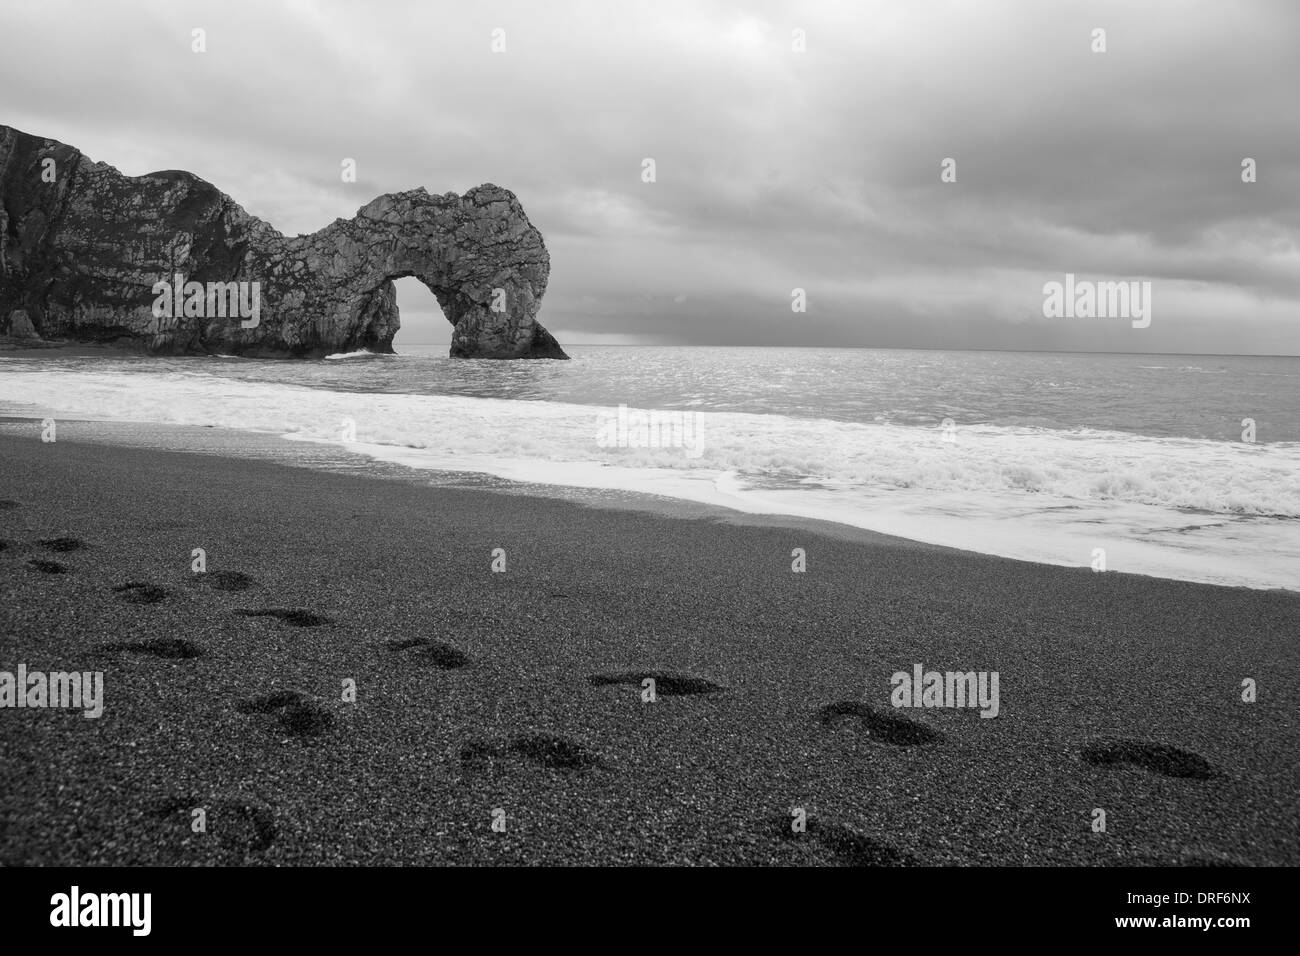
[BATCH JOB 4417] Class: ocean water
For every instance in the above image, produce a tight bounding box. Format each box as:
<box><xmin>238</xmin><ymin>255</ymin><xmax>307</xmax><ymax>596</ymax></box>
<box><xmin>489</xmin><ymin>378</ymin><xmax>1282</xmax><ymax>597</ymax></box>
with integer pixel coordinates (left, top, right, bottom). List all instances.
<box><xmin>2</xmin><ymin>345</ymin><xmax>1298</xmax><ymax>591</ymax></box>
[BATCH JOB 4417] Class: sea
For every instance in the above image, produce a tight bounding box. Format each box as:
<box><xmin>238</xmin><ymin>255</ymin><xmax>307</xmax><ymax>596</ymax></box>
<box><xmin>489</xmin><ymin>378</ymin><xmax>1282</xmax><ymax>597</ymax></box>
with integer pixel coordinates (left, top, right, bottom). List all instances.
<box><xmin>2</xmin><ymin>345</ymin><xmax>1297</xmax><ymax>591</ymax></box>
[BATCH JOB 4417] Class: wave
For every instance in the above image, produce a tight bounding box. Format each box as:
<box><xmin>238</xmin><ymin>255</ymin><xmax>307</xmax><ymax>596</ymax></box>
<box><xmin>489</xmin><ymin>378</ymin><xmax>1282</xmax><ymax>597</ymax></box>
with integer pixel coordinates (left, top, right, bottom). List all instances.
<box><xmin>2</xmin><ymin>364</ymin><xmax>1296</xmax><ymax>517</ymax></box>
<box><xmin>324</xmin><ymin>349</ymin><xmax>381</xmax><ymax>360</ymax></box>
<box><xmin>1</xmin><ymin>364</ymin><xmax>1296</xmax><ymax>589</ymax></box>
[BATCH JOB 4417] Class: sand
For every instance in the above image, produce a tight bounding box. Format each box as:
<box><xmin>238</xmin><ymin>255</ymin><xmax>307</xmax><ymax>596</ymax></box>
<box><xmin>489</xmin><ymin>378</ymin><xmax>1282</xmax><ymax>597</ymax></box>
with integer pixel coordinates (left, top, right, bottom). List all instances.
<box><xmin>1</xmin><ymin>429</ymin><xmax>1296</xmax><ymax>866</ymax></box>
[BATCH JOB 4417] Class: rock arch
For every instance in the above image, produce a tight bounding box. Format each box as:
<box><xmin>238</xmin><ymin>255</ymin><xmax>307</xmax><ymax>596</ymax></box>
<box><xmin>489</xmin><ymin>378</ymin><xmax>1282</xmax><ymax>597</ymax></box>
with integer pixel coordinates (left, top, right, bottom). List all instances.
<box><xmin>0</xmin><ymin>124</ymin><xmax>567</xmax><ymax>358</ymax></box>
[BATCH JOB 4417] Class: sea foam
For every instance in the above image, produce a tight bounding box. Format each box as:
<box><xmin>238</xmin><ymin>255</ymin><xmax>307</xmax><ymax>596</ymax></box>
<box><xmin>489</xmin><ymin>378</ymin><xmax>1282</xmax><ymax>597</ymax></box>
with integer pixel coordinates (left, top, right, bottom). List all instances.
<box><xmin>2</xmin><ymin>363</ymin><xmax>1296</xmax><ymax>590</ymax></box>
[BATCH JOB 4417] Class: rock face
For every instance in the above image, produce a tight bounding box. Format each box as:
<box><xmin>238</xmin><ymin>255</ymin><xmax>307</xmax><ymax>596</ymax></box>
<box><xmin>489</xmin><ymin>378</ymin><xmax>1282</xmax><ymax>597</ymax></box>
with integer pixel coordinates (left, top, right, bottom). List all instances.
<box><xmin>0</xmin><ymin>125</ymin><xmax>567</xmax><ymax>359</ymax></box>
<box><xmin>4</xmin><ymin>308</ymin><xmax>39</xmax><ymax>339</ymax></box>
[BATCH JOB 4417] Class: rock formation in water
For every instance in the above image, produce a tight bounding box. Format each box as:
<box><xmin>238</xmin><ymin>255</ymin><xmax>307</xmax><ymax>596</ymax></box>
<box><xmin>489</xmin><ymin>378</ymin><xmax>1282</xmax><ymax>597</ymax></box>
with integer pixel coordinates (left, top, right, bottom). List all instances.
<box><xmin>0</xmin><ymin>124</ymin><xmax>567</xmax><ymax>358</ymax></box>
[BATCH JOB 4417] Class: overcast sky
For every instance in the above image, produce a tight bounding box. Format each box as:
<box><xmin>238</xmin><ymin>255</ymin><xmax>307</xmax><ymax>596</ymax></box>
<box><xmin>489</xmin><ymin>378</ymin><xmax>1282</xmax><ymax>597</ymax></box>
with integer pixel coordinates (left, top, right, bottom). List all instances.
<box><xmin>2</xmin><ymin>0</ymin><xmax>1298</xmax><ymax>354</ymax></box>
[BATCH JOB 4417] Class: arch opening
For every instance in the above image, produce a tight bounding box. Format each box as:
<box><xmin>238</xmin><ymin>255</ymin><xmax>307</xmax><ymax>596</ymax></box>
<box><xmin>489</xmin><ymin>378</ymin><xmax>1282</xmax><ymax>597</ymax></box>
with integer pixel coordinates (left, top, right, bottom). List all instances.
<box><xmin>389</xmin><ymin>275</ymin><xmax>449</xmax><ymax>353</ymax></box>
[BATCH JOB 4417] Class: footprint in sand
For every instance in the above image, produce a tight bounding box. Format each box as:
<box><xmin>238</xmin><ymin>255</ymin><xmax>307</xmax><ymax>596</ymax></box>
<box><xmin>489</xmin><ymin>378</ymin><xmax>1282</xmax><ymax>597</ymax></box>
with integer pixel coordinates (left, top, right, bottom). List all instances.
<box><xmin>816</xmin><ymin>701</ymin><xmax>943</xmax><ymax>746</ymax></box>
<box><xmin>386</xmin><ymin>638</ymin><xmax>472</xmax><ymax>669</ymax></box>
<box><xmin>150</xmin><ymin>795</ymin><xmax>276</xmax><ymax>857</ymax></box>
<box><xmin>38</xmin><ymin>536</ymin><xmax>88</xmax><ymax>553</ymax></box>
<box><xmin>235</xmin><ymin>608</ymin><xmax>333</xmax><ymax>627</ymax></box>
<box><xmin>112</xmin><ymin>581</ymin><xmax>168</xmax><ymax>605</ymax></box>
<box><xmin>1081</xmin><ymin>738</ymin><xmax>1220</xmax><ymax>780</ymax></box>
<box><xmin>192</xmin><ymin>569</ymin><xmax>256</xmax><ymax>591</ymax></box>
<box><xmin>236</xmin><ymin>690</ymin><xmax>333</xmax><ymax>736</ymax></box>
<box><xmin>588</xmin><ymin>670</ymin><xmax>725</xmax><ymax>696</ymax></box>
<box><xmin>763</xmin><ymin>812</ymin><xmax>919</xmax><ymax>866</ymax></box>
<box><xmin>102</xmin><ymin>637</ymin><xmax>204</xmax><ymax>660</ymax></box>
<box><xmin>26</xmin><ymin>558</ymin><xmax>68</xmax><ymax>574</ymax></box>
<box><xmin>460</xmin><ymin>732</ymin><xmax>602</xmax><ymax>772</ymax></box>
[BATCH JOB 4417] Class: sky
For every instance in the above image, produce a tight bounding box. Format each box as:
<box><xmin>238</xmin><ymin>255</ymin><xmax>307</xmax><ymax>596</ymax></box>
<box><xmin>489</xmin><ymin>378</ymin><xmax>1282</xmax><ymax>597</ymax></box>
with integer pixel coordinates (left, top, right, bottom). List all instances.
<box><xmin>2</xmin><ymin>0</ymin><xmax>1298</xmax><ymax>354</ymax></box>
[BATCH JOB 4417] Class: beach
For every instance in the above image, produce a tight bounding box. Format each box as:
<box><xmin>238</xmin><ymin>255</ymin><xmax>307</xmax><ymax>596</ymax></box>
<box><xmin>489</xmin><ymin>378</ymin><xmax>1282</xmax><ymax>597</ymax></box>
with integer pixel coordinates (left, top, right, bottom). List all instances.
<box><xmin>1</xmin><ymin>426</ymin><xmax>1297</xmax><ymax>866</ymax></box>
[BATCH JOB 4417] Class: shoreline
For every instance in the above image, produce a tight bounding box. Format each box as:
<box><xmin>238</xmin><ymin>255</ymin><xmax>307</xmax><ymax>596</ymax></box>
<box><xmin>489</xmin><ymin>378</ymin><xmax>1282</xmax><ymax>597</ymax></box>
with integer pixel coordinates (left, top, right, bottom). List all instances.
<box><xmin>1</xmin><ymin>429</ymin><xmax>1296</xmax><ymax>865</ymax></box>
<box><xmin>2</xmin><ymin>415</ymin><xmax>1292</xmax><ymax>596</ymax></box>
<box><xmin>0</xmin><ymin>412</ymin><xmax>991</xmax><ymax>555</ymax></box>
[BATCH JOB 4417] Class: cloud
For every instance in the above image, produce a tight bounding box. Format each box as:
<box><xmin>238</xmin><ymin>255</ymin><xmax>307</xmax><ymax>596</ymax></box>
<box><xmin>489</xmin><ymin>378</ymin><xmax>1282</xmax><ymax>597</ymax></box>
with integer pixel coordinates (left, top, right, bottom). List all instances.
<box><xmin>2</xmin><ymin>0</ymin><xmax>1297</xmax><ymax>353</ymax></box>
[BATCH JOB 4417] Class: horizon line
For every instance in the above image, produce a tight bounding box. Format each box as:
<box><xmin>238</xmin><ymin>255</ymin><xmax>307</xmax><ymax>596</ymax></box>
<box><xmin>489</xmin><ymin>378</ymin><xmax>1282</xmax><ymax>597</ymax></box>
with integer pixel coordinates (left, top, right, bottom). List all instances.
<box><xmin>391</xmin><ymin>339</ymin><xmax>1299</xmax><ymax>359</ymax></box>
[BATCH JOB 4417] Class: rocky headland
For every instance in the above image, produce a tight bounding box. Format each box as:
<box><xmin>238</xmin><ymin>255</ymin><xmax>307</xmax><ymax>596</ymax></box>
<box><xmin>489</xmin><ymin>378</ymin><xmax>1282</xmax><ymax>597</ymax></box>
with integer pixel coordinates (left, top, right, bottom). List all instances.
<box><xmin>0</xmin><ymin>125</ymin><xmax>566</xmax><ymax>359</ymax></box>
